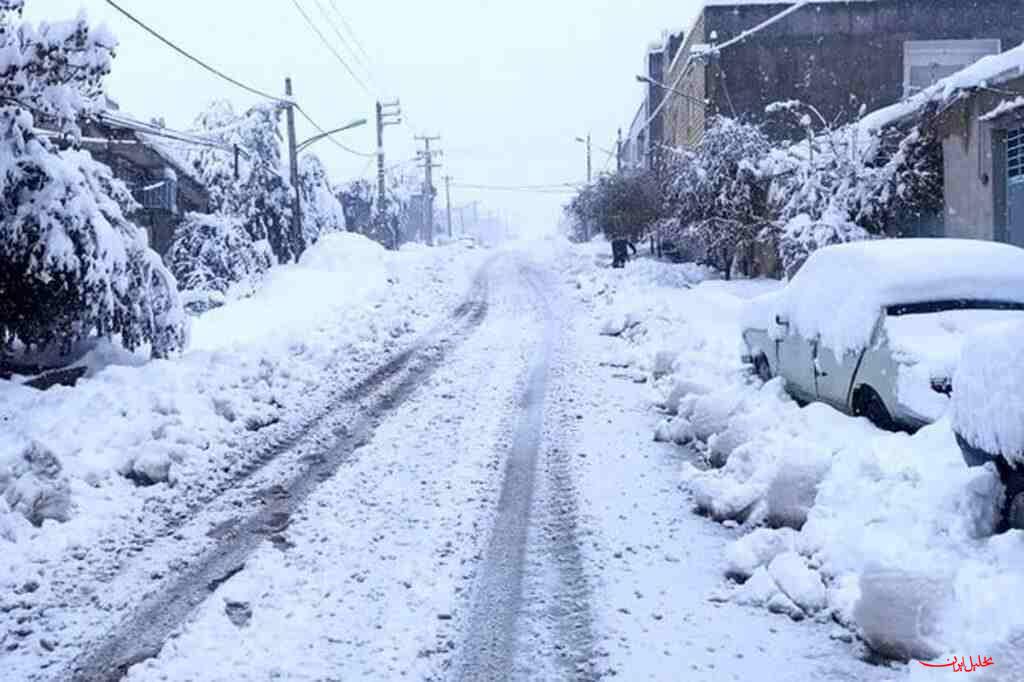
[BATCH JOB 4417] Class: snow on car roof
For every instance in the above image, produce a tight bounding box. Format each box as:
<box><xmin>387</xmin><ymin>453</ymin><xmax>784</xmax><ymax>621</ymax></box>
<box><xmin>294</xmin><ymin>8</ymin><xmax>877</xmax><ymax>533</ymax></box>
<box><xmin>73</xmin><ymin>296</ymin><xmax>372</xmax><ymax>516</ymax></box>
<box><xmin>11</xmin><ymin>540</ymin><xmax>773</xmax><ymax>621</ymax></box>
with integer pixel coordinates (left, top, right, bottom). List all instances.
<box><xmin>775</xmin><ymin>239</ymin><xmax>1024</xmax><ymax>353</ymax></box>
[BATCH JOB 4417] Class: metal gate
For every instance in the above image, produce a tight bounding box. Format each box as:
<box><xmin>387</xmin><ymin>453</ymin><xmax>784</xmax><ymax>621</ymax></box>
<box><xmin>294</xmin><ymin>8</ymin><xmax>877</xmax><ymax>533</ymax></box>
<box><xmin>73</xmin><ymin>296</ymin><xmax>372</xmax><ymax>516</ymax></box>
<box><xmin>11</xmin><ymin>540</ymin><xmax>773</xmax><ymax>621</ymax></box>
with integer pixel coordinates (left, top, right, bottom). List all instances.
<box><xmin>1008</xmin><ymin>127</ymin><xmax>1024</xmax><ymax>247</ymax></box>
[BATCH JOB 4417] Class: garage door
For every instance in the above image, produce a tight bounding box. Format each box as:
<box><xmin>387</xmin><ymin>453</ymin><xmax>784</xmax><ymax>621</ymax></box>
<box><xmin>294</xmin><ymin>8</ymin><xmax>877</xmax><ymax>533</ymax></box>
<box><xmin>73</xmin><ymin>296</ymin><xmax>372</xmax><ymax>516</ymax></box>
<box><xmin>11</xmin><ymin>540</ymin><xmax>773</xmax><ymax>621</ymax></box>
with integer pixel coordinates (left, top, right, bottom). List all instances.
<box><xmin>1008</xmin><ymin>127</ymin><xmax>1024</xmax><ymax>247</ymax></box>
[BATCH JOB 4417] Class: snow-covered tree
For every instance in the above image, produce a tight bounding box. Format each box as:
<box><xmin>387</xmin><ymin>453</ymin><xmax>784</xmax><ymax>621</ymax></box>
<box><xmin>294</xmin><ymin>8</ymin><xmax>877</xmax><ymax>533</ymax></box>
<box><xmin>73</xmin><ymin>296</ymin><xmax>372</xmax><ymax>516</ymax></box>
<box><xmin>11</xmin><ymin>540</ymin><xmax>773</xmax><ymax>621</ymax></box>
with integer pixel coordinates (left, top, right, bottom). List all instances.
<box><xmin>230</xmin><ymin>103</ymin><xmax>297</xmax><ymax>263</ymax></box>
<box><xmin>337</xmin><ymin>178</ymin><xmax>374</xmax><ymax>234</ymax></box>
<box><xmin>166</xmin><ymin>212</ymin><xmax>273</xmax><ymax>311</ymax></box>
<box><xmin>765</xmin><ymin>100</ymin><xmax>943</xmax><ymax>274</ymax></box>
<box><xmin>298</xmin><ymin>153</ymin><xmax>346</xmax><ymax>249</ymax></box>
<box><xmin>566</xmin><ymin>169</ymin><xmax>661</xmax><ymax>242</ymax></box>
<box><xmin>662</xmin><ymin>117</ymin><xmax>772</xmax><ymax>277</ymax></box>
<box><xmin>186</xmin><ymin>99</ymin><xmax>240</xmax><ymax>213</ymax></box>
<box><xmin>0</xmin><ymin>0</ymin><xmax>187</xmax><ymax>358</ymax></box>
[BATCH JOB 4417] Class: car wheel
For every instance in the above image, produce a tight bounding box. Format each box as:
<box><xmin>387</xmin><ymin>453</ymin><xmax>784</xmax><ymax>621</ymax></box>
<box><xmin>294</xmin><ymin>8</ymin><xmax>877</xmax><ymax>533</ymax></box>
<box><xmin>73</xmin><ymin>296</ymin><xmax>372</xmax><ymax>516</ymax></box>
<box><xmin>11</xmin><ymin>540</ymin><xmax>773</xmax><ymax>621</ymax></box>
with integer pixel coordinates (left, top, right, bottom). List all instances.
<box><xmin>855</xmin><ymin>387</ymin><xmax>898</xmax><ymax>432</ymax></box>
<box><xmin>753</xmin><ymin>355</ymin><xmax>773</xmax><ymax>383</ymax></box>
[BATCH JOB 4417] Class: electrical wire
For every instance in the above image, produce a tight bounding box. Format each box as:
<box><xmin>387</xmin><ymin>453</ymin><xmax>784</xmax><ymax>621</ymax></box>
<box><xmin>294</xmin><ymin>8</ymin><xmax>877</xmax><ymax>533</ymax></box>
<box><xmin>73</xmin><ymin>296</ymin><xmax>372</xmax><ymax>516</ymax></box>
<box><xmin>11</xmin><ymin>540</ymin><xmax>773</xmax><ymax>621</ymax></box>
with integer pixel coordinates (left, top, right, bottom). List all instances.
<box><xmin>315</xmin><ymin>0</ymin><xmax>374</xmax><ymax>83</ymax></box>
<box><xmin>103</xmin><ymin>0</ymin><xmax>287</xmax><ymax>105</ymax></box>
<box><xmin>290</xmin><ymin>0</ymin><xmax>373</xmax><ymax>97</ymax></box>
<box><xmin>644</xmin><ymin>0</ymin><xmax>815</xmax><ymax>131</ymax></box>
<box><xmin>328</xmin><ymin>0</ymin><xmax>374</xmax><ymax>69</ymax></box>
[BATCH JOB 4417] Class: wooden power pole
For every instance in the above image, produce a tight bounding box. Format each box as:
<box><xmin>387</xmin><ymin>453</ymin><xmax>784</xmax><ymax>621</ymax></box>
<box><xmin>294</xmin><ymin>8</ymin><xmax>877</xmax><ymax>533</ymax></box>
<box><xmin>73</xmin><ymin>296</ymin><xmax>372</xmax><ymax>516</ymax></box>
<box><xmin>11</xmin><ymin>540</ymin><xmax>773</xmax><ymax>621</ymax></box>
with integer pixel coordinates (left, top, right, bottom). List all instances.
<box><xmin>285</xmin><ymin>77</ymin><xmax>301</xmax><ymax>260</ymax></box>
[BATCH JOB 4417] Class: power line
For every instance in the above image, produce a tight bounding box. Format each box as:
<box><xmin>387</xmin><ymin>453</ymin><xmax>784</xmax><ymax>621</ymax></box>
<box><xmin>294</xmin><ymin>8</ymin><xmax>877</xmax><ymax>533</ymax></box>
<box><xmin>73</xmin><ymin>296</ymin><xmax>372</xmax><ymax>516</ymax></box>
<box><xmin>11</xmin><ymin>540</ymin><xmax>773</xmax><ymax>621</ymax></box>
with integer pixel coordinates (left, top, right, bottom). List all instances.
<box><xmin>644</xmin><ymin>0</ymin><xmax>814</xmax><ymax>130</ymax></box>
<box><xmin>315</xmin><ymin>0</ymin><xmax>375</xmax><ymax>85</ymax></box>
<box><xmin>328</xmin><ymin>0</ymin><xmax>374</xmax><ymax>69</ymax></box>
<box><xmin>103</xmin><ymin>0</ymin><xmax>287</xmax><ymax>105</ymax></box>
<box><xmin>290</xmin><ymin>0</ymin><xmax>373</xmax><ymax>98</ymax></box>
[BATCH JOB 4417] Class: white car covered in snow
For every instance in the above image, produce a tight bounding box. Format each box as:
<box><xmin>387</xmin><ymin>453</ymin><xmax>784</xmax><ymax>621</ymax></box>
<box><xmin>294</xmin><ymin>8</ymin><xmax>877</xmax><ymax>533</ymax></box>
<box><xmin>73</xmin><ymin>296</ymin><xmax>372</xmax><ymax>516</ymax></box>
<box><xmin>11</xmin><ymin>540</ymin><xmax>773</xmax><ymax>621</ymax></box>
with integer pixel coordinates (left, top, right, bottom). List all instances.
<box><xmin>742</xmin><ymin>239</ymin><xmax>1024</xmax><ymax>430</ymax></box>
<box><xmin>953</xmin><ymin>321</ymin><xmax>1024</xmax><ymax>529</ymax></box>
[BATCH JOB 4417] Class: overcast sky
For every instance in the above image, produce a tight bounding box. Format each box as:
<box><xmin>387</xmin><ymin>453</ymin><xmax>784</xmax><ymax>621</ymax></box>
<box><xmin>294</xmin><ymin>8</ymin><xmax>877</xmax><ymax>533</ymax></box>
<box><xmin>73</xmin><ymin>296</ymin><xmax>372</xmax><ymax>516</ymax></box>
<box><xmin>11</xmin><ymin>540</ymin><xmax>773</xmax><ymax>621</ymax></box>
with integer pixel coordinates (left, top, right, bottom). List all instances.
<box><xmin>27</xmin><ymin>0</ymin><xmax>703</xmax><ymax>237</ymax></box>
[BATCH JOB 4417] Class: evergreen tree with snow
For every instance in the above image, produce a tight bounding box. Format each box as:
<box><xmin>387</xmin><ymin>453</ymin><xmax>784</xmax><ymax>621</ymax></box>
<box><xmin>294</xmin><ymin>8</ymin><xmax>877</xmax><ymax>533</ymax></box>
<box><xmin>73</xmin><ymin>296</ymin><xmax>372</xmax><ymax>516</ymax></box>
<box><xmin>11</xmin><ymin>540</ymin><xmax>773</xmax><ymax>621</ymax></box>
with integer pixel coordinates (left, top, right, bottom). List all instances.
<box><xmin>0</xmin><ymin>0</ymin><xmax>187</xmax><ymax>359</ymax></box>
<box><xmin>298</xmin><ymin>153</ymin><xmax>346</xmax><ymax>249</ymax></box>
<box><xmin>231</xmin><ymin>103</ymin><xmax>297</xmax><ymax>263</ymax></box>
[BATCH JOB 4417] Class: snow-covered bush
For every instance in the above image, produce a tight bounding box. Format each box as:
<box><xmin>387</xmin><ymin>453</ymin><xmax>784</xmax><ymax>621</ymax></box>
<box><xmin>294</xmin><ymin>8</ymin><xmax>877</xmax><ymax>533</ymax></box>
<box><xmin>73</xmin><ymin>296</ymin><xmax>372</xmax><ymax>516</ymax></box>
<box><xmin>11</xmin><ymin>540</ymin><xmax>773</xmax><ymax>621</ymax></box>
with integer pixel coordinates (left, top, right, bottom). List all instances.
<box><xmin>778</xmin><ymin>213</ymin><xmax>872</xmax><ymax>279</ymax></box>
<box><xmin>167</xmin><ymin>212</ymin><xmax>273</xmax><ymax>311</ymax></box>
<box><xmin>766</xmin><ymin>100</ymin><xmax>944</xmax><ymax>274</ymax></box>
<box><xmin>0</xmin><ymin>1</ymin><xmax>186</xmax><ymax>358</ymax></box>
<box><xmin>298</xmin><ymin>153</ymin><xmax>346</xmax><ymax>248</ymax></box>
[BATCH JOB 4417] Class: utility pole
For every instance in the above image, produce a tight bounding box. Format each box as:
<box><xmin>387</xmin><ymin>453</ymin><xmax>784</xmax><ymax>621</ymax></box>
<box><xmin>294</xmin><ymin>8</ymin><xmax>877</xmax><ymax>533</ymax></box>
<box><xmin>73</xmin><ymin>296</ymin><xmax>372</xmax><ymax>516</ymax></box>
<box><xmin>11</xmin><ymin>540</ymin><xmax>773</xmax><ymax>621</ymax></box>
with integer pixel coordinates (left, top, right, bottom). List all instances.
<box><xmin>444</xmin><ymin>175</ymin><xmax>453</xmax><ymax>238</ymax></box>
<box><xmin>375</xmin><ymin>100</ymin><xmax>402</xmax><ymax>248</ymax></box>
<box><xmin>586</xmin><ymin>133</ymin><xmax>593</xmax><ymax>184</ymax></box>
<box><xmin>285</xmin><ymin>77</ymin><xmax>301</xmax><ymax>260</ymax></box>
<box><xmin>415</xmin><ymin>135</ymin><xmax>442</xmax><ymax>246</ymax></box>
<box><xmin>616</xmin><ymin>128</ymin><xmax>623</xmax><ymax>173</ymax></box>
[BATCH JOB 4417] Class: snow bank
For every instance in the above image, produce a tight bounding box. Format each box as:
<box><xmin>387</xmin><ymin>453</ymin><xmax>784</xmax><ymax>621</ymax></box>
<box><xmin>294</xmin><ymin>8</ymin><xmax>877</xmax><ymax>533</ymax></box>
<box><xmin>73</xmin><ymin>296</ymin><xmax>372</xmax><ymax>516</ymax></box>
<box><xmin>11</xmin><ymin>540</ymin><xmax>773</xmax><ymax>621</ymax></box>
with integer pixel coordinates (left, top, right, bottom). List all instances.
<box><xmin>953</xmin><ymin>322</ymin><xmax>1024</xmax><ymax>465</ymax></box>
<box><xmin>746</xmin><ymin>239</ymin><xmax>1024</xmax><ymax>353</ymax></box>
<box><xmin>583</xmin><ymin>239</ymin><xmax>1024</xmax><ymax>669</ymax></box>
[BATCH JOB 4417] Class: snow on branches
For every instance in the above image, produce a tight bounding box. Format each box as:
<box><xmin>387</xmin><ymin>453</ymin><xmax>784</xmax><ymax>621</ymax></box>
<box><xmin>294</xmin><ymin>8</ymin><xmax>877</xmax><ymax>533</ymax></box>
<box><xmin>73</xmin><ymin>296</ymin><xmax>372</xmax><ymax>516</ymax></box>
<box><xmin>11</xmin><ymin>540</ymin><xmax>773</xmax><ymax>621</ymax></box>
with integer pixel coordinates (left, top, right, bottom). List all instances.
<box><xmin>566</xmin><ymin>169</ymin><xmax>661</xmax><ymax>243</ymax></box>
<box><xmin>639</xmin><ymin>104</ymin><xmax>944</xmax><ymax>279</ymax></box>
<box><xmin>661</xmin><ymin>117</ymin><xmax>772</xmax><ymax>277</ymax></box>
<box><xmin>0</xmin><ymin>1</ymin><xmax>186</xmax><ymax>359</ymax></box>
<box><xmin>298</xmin><ymin>153</ymin><xmax>346</xmax><ymax>249</ymax></box>
<box><xmin>766</xmin><ymin>100</ymin><xmax>944</xmax><ymax>275</ymax></box>
<box><xmin>167</xmin><ymin>213</ymin><xmax>273</xmax><ymax>312</ymax></box>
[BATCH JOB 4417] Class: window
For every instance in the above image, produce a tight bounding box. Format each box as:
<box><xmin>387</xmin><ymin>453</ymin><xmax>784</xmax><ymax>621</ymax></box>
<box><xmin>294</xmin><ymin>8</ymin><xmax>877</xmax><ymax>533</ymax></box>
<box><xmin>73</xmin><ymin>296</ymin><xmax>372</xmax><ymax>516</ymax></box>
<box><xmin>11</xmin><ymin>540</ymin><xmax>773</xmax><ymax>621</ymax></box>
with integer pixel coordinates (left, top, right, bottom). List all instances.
<box><xmin>1009</xmin><ymin>127</ymin><xmax>1024</xmax><ymax>185</ymax></box>
<box><xmin>904</xmin><ymin>39</ymin><xmax>1002</xmax><ymax>97</ymax></box>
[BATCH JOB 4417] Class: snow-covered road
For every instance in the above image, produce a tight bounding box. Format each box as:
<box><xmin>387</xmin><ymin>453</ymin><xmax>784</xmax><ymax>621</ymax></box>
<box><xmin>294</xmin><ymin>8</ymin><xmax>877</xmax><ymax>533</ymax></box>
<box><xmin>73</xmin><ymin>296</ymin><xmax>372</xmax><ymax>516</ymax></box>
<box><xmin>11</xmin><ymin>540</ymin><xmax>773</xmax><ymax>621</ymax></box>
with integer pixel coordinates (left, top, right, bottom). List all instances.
<box><xmin>9</xmin><ymin>245</ymin><xmax>885</xmax><ymax>681</ymax></box>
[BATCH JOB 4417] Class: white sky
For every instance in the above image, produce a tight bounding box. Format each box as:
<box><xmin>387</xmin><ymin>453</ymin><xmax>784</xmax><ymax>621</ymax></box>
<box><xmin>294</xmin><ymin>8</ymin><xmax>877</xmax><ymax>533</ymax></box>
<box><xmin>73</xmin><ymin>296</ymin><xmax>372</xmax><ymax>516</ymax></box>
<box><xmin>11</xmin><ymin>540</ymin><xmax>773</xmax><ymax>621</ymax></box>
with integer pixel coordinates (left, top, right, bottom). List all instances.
<box><xmin>26</xmin><ymin>0</ymin><xmax>703</xmax><ymax>237</ymax></box>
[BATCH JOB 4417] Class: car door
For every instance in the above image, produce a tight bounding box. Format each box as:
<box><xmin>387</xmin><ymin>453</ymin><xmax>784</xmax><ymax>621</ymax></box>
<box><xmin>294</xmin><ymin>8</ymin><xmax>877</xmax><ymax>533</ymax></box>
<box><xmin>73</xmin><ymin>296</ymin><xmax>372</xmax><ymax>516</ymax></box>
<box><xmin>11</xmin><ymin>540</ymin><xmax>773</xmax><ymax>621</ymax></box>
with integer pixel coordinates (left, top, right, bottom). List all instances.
<box><xmin>814</xmin><ymin>342</ymin><xmax>860</xmax><ymax>411</ymax></box>
<box><xmin>815</xmin><ymin>311</ymin><xmax>883</xmax><ymax>413</ymax></box>
<box><xmin>774</xmin><ymin>317</ymin><xmax>818</xmax><ymax>402</ymax></box>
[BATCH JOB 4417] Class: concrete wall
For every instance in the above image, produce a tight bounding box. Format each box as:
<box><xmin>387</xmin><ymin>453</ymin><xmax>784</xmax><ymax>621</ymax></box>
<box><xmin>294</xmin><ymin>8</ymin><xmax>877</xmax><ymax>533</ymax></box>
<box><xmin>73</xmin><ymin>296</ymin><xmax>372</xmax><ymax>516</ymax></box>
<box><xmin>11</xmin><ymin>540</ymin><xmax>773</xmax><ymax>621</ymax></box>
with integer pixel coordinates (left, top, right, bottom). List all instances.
<box><xmin>698</xmin><ymin>0</ymin><xmax>1024</xmax><ymax>138</ymax></box>
<box><xmin>942</xmin><ymin>112</ymin><xmax>996</xmax><ymax>241</ymax></box>
<box><xmin>939</xmin><ymin>75</ymin><xmax>1024</xmax><ymax>244</ymax></box>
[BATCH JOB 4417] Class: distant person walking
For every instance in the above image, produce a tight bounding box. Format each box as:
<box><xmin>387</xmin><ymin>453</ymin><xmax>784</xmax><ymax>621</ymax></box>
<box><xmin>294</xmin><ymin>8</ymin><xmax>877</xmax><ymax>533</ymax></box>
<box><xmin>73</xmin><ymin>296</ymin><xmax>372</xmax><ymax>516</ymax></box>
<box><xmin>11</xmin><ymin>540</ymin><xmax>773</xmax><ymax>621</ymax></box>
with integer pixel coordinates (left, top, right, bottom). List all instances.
<box><xmin>611</xmin><ymin>238</ymin><xmax>638</xmax><ymax>269</ymax></box>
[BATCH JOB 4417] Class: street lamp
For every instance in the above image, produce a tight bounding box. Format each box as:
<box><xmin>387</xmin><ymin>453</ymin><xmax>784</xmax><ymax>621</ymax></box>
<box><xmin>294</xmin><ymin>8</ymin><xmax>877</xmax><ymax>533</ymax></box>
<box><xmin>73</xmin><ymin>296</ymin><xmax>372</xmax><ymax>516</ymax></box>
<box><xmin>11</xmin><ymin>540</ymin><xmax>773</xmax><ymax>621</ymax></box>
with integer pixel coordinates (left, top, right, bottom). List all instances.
<box><xmin>636</xmin><ymin>74</ymin><xmax>706</xmax><ymax>107</ymax></box>
<box><xmin>296</xmin><ymin>117</ymin><xmax>368</xmax><ymax>152</ymax></box>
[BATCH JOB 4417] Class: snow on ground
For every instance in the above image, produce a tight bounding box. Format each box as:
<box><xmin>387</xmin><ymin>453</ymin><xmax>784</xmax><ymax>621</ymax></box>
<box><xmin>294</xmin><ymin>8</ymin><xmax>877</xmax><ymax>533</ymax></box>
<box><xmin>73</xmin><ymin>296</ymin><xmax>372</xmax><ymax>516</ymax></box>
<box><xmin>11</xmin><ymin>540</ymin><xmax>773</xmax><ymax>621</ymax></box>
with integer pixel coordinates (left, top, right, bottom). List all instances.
<box><xmin>123</xmin><ymin>256</ymin><xmax>539</xmax><ymax>682</ymax></box>
<box><xmin>0</xmin><ymin>233</ymin><xmax>483</xmax><ymax>598</ymax></box>
<box><xmin>542</xmin><ymin>239</ymin><xmax>879</xmax><ymax>681</ymax></box>
<box><xmin>569</xmin><ymin>239</ymin><xmax>1024</xmax><ymax>677</ymax></box>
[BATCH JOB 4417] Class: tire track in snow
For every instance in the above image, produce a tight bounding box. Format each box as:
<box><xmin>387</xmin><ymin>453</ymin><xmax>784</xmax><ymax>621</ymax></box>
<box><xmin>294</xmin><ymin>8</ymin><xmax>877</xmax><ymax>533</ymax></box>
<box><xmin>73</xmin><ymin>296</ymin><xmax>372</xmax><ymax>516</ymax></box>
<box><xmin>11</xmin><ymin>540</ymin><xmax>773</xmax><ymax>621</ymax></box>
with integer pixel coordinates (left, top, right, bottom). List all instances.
<box><xmin>453</xmin><ymin>263</ymin><xmax>598</xmax><ymax>681</ymax></box>
<box><xmin>64</xmin><ymin>265</ymin><xmax>493</xmax><ymax>682</ymax></box>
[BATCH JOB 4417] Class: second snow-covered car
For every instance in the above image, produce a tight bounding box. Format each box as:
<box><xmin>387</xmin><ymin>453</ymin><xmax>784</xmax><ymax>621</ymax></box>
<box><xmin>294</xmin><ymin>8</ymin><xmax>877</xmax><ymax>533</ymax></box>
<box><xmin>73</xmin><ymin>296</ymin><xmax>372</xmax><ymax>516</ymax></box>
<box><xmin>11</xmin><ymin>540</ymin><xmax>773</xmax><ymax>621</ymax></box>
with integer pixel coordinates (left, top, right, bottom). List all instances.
<box><xmin>741</xmin><ymin>239</ymin><xmax>1024</xmax><ymax>430</ymax></box>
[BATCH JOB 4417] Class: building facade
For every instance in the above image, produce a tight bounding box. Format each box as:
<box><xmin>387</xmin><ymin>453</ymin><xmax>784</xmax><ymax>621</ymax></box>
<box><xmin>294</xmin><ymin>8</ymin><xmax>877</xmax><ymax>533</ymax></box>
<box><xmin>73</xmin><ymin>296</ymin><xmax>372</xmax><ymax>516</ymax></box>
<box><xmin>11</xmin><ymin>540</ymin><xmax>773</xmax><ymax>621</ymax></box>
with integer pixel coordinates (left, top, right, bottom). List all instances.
<box><xmin>662</xmin><ymin>0</ymin><xmax>1024</xmax><ymax>149</ymax></box>
<box><xmin>622</xmin><ymin>31</ymin><xmax>685</xmax><ymax>170</ymax></box>
<box><xmin>936</xmin><ymin>73</ymin><xmax>1024</xmax><ymax>248</ymax></box>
